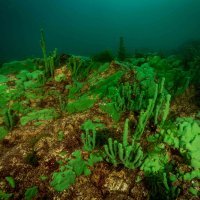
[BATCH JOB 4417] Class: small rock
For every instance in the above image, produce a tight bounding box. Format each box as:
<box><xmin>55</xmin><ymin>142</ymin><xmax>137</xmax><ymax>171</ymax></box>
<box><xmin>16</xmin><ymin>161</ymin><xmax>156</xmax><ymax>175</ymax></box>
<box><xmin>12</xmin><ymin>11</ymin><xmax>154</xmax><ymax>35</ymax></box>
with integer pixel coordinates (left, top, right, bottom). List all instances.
<box><xmin>103</xmin><ymin>170</ymin><xmax>132</xmax><ymax>194</ymax></box>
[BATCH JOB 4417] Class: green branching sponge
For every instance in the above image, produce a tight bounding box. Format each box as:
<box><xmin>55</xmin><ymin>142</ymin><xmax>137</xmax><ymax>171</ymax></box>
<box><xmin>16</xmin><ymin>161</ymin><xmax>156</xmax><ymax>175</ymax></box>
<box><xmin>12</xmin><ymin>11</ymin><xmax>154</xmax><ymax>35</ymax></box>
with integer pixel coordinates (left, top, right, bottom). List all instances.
<box><xmin>111</xmin><ymin>82</ymin><xmax>135</xmax><ymax>112</ymax></box>
<box><xmin>104</xmin><ymin>138</ymin><xmax>119</xmax><ymax>166</ymax></box>
<box><xmin>4</xmin><ymin>107</ymin><xmax>14</xmax><ymax>131</ymax></box>
<box><xmin>47</xmin><ymin>48</ymin><xmax>57</xmax><ymax>78</ymax></box>
<box><xmin>118</xmin><ymin>139</ymin><xmax>144</xmax><ymax>169</ymax></box>
<box><xmin>104</xmin><ymin>119</ymin><xmax>144</xmax><ymax>169</ymax></box>
<box><xmin>40</xmin><ymin>29</ymin><xmax>57</xmax><ymax>77</ymax></box>
<box><xmin>133</xmin><ymin>77</ymin><xmax>171</xmax><ymax>138</ymax></box>
<box><xmin>123</xmin><ymin>118</ymin><xmax>129</xmax><ymax>147</ymax></box>
<box><xmin>154</xmin><ymin>77</ymin><xmax>165</xmax><ymax>125</ymax></box>
<box><xmin>134</xmin><ymin>82</ymin><xmax>158</xmax><ymax>140</ymax></box>
<box><xmin>121</xmin><ymin>119</ymin><xmax>143</xmax><ymax>168</ymax></box>
<box><xmin>68</xmin><ymin>56</ymin><xmax>83</xmax><ymax>80</ymax></box>
<box><xmin>160</xmin><ymin>94</ymin><xmax>171</xmax><ymax>127</ymax></box>
<box><xmin>40</xmin><ymin>29</ymin><xmax>48</xmax><ymax>73</ymax></box>
<box><xmin>81</xmin><ymin>120</ymin><xmax>105</xmax><ymax>151</ymax></box>
<box><xmin>153</xmin><ymin>78</ymin><xmax>171</xmax><ymax>127</ymax></box>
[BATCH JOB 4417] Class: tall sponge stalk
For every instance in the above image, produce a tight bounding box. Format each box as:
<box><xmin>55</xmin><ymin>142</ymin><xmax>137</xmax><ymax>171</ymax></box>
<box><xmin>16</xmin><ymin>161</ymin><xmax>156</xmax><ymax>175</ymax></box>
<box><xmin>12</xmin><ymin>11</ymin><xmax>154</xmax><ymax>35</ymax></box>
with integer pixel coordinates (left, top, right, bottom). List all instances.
<box><xmin>40</xmin><ymin>29</ymin><xmax>48</xmax><ymax>73</ymax></box>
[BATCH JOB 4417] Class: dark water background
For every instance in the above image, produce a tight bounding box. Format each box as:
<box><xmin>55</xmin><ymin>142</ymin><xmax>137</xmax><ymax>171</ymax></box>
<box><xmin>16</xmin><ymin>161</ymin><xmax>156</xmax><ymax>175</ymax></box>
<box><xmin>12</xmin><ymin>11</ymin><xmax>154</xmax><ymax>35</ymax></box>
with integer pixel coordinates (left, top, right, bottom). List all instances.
<box><xmin>1</xmin><ymin>0</ymin><xmax>200</xmax><ymax>62</ymax></box>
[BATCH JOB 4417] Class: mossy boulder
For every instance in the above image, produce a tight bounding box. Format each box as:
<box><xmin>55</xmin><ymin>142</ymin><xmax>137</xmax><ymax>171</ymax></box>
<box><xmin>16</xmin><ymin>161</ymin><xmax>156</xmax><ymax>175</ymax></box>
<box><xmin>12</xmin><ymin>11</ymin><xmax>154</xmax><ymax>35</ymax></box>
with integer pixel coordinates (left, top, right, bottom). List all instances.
<box><xmin>0</xmin><ymin>59</ymin><xmax>37</xmax><ymax>75</ymax></box>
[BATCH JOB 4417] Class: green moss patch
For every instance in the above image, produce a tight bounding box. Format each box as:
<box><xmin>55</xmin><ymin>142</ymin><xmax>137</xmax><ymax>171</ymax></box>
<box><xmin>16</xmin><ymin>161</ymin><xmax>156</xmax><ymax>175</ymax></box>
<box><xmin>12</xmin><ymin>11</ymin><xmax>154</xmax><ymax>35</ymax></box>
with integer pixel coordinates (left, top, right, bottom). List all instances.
<box><xmin>66</xmin><ymin>96</ymin><xmax>96</xmax><ymax>114</ymax></box>
<box><xmin>20</xmin><ymin>108</ymin><xmax>59</xmax><ymax>126</ymax></box>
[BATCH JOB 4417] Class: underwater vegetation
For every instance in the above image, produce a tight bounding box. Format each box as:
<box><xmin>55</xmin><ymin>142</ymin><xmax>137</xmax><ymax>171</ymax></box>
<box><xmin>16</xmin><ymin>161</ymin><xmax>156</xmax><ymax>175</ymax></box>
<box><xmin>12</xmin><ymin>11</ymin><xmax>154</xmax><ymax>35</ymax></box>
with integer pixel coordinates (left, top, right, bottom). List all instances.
<box><xmin>0</xmin><ymin>31</ymin><xmax>199</xmax><ymax>200</ymax></box>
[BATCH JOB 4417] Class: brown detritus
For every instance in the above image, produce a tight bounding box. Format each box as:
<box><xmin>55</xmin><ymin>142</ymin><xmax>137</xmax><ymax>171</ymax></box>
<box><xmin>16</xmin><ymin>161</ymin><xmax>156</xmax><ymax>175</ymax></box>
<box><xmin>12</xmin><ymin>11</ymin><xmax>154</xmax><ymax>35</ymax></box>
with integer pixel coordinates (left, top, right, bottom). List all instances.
<box><xmin>1</xmin><ymin>137</ymin><xmax>16</xmax><ymax>148</ymax></box>
<box><xmin>171</xmin><ymin>85</ymin><xmax>199</xmax><ymax>118</ymax></box>
<box><xmin>91</xmin><ymin>162</ymin><xmax>111</xmax><ymax>188</ymax></box>
<box><xmin>44</xmin><ymin>158</ymin><xmax>59</xmax><ymax>172</ymax></box>
<box><xmin>130</xmin><ymin>182</ymin><xmax>149</xmax><ymax>200</ymax></box>
<box><xmin>73</xmin><ymin>175</ymin><xmax>103</xmax><ymax>199</ymax></box>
